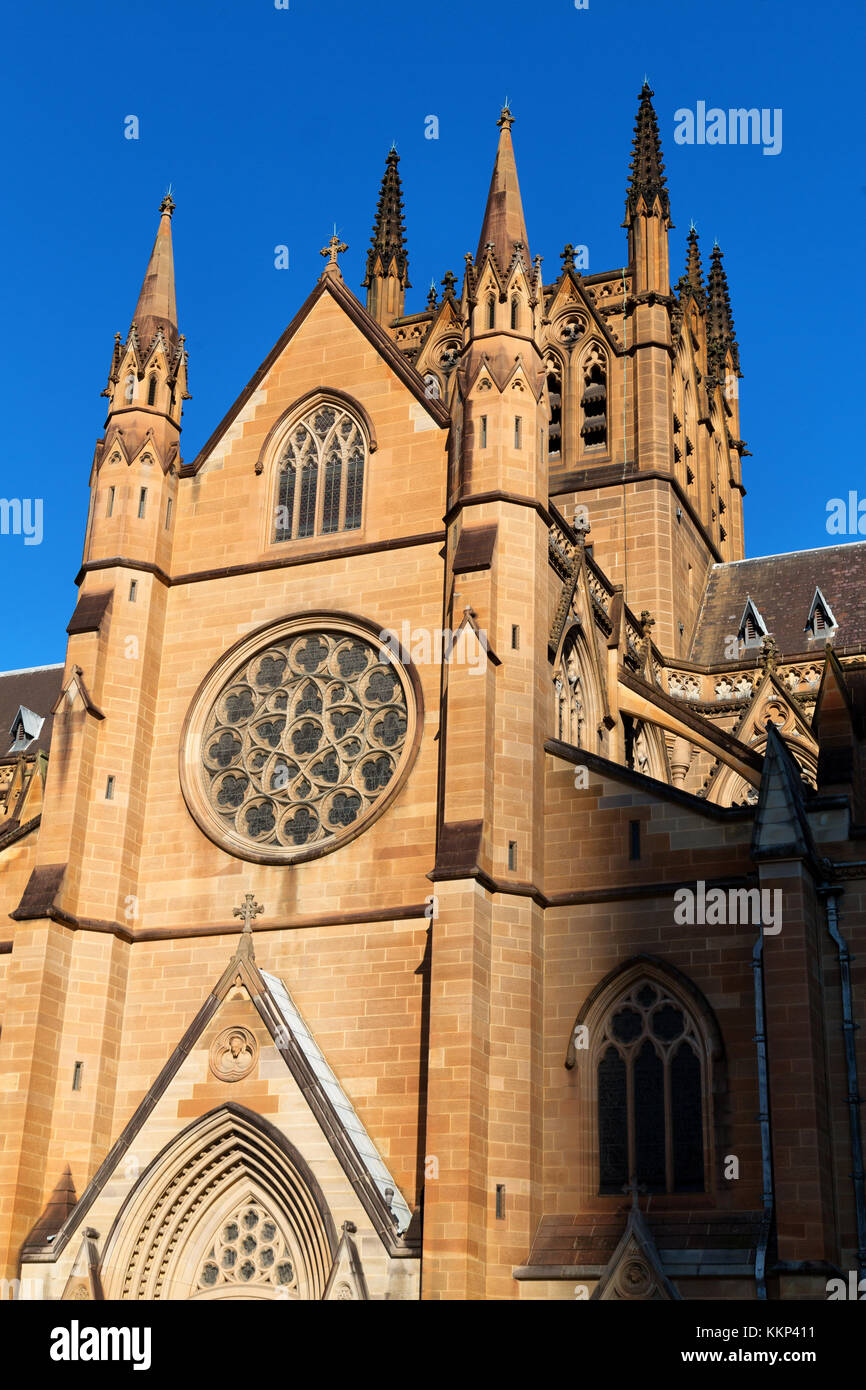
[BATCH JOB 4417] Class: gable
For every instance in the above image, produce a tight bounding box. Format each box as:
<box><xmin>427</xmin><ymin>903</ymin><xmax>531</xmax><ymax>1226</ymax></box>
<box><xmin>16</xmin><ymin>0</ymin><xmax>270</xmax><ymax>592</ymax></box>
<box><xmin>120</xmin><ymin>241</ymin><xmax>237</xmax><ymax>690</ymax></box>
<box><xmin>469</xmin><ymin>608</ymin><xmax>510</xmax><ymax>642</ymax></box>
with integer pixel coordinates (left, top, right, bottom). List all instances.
<box><xmin>188</xmin><ymin>276</ymin><xmax>449</xmax><ymax>477</ymax></box>
<box><xmin>19</xmin><ymin>939</ymin><xmax>417</xmax><ymax>1302</ymax></box>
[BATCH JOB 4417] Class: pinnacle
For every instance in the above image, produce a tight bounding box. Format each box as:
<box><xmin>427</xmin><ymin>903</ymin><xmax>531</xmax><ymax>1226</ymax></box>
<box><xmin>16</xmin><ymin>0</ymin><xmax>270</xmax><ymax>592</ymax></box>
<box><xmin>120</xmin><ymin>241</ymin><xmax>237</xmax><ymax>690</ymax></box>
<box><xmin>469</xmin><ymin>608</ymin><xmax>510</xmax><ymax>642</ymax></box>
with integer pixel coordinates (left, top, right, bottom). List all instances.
<box><xmin>685</xmin><ymin>225</ymin><xmax>705</xmax><ymax>304</ymax></box>
<box><xmin>362</xmin><ymin>147</ymin><xmax>410</xmax><ymax>289</ymax></box>
<box><xmin>626</xmin><ymin>82</ymin><xmax>670</xmax><ymax>220</ymax></box>
<box><xmin>706</xmin><ymin>243</ymin><xmax>740</xmax><ymax>370</ymax></box>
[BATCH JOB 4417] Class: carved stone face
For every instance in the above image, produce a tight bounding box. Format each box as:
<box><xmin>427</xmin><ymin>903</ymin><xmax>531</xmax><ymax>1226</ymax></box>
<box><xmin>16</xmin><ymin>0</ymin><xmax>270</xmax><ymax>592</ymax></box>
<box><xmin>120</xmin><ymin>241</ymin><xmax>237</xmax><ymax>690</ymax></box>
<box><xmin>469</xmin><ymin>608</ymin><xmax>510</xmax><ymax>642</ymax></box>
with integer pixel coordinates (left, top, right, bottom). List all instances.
<box><xmin>209</xmin><ymin>1027</ymin><xmax>258</xmax><ymax>1083</ymax></box>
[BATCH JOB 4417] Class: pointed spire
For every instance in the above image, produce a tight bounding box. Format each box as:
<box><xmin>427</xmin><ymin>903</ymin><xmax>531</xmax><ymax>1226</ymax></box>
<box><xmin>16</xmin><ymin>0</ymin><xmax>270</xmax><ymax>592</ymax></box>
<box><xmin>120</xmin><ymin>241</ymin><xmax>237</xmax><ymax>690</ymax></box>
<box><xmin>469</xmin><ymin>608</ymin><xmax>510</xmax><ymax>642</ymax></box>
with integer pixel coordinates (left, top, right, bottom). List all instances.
<box><xmin>130</xmin><ymin>193</ymin><xmax>178</xmax><ymax>355</ymax></box>
<box><xmin>362</xmin><ymin>147</ymin><xmax>410</xmax><ymax>289</ymax></box>
<box><xmin>706</xmin><ymin>242</ymin><xmax>739</xmax><ymax>369</ymax></box>
<box><xmin>476</xmin><ymin>105</ymin><xmax>531</xmax><ymax>270</ymax></box>
<box><xmin>625</xmin><ymin>82</ymin><xmax>670</xmax><ymax>221</ymax></box>
<box><xmin>683</xmin><ymin>224</ymin><xmax>705</xmax><ymax>306</ymax></box>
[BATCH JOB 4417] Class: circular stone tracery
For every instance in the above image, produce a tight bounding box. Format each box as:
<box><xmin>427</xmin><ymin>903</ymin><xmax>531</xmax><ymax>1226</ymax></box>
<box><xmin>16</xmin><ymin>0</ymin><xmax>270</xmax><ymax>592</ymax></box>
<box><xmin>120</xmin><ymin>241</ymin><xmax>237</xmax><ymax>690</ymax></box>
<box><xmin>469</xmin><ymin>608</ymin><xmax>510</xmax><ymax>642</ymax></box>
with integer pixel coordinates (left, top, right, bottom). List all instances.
<box><xmin>185</xmin><ymin>621</ymin><xmax>416</xmax><ymax>864</ymax></box>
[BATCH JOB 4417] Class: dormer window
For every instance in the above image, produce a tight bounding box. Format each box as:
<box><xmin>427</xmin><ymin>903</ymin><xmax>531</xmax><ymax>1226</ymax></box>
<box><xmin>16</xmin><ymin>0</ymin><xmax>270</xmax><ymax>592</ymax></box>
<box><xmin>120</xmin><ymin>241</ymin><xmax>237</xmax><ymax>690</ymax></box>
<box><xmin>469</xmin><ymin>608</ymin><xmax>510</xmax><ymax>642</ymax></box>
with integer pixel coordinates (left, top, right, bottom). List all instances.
<box><xmin>805</xmin><ymin>587</ymin><xmax>837</xmax><ymax>641</ymax></box>
<box><xmin>8</xmin><ymin>705</ymin><xmax>44</xmax><ymax>755</ymax></box>
<box><xmin>738</xmin><ymin>597</ymin><xmax>768</xmax><ymax>650</ymax></box>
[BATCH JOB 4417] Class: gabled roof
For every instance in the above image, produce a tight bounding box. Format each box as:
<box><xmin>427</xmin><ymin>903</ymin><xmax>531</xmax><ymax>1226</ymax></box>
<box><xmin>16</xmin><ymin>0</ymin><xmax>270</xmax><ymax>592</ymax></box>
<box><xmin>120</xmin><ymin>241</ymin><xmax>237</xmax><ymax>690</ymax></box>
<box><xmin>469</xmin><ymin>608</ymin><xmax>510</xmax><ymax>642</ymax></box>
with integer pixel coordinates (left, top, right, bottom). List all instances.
<box><xmin>690</xmin><ymin>543</ymin><xmax>866</xmax><ymax>662</ymax></box>
<box><xmin>186</xmin><ymin>272</ymin><xmax>450</xmax><ymax>475</ymax></box>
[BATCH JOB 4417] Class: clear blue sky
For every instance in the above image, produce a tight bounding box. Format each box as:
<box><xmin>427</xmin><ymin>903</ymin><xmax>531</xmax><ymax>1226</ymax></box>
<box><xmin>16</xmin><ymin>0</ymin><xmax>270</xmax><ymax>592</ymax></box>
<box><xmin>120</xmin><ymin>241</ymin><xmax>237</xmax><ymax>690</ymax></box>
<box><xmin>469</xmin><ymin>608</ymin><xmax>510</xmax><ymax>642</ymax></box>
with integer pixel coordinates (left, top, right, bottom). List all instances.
<box><xmin>2</xmin><ymin>0</ymin><xmax>864</xmax><ymax>670</ymax></box>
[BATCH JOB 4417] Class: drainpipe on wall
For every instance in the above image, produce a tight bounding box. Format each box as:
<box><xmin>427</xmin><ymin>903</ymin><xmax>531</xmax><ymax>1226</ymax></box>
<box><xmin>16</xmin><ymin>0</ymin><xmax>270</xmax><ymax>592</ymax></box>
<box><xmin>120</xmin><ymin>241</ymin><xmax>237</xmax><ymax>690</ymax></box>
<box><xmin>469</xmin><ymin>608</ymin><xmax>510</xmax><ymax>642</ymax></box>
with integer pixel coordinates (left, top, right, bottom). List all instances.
<box><xmin>752</xmin><ymin>928</ymin><xmax>774</xmax><ymax>1301</ymax></box>
<box><xmin>821</xmin><ymin>884</ymin><xmax>866</xmax><ymax>1281</ymax></box>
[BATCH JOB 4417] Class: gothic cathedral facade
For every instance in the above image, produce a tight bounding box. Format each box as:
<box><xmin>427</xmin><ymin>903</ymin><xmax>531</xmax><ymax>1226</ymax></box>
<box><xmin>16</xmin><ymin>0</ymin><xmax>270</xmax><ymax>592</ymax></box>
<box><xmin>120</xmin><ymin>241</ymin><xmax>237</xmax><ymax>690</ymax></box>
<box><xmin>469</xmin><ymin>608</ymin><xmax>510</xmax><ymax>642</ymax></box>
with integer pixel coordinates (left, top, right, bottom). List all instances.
<box><xmin>2</xmin><ymin>87</ymin><xmax>866</xmax><ymax>1300</ymax></box>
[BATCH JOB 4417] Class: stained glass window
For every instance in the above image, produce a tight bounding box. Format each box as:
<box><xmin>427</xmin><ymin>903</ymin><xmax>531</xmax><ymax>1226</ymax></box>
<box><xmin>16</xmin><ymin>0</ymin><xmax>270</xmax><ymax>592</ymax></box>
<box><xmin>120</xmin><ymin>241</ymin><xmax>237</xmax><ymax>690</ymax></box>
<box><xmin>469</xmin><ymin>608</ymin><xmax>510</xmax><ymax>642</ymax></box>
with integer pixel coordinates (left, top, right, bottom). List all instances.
<box><xmin>200</xmin><ymin>628</ymin><xmax>410</xmax><ymax>858</ymax></box>
<box><xmin>273</xmin><ymin>403</ymin><xmax>366</xmax><ymax>542</ymax></box>
<box><xmin>596</xmin><ymin>978</ymin><xmax>707</xmax><ymax>1194</ymax></box>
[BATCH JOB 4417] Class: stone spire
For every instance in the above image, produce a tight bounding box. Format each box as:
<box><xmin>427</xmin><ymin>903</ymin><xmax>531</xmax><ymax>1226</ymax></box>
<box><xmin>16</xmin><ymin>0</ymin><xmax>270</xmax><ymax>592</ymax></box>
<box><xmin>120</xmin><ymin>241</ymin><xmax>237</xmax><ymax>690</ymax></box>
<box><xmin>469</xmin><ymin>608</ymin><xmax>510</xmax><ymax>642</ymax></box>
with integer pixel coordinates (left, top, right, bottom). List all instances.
<box><xmin>625</xmin><ymin>82</ymin><xmax>670</xmax><ymax>222</ymax></box>
<box><xmin>363</xmin><ymin>147</ymin><xmax>410</xmax><ymax>288</ymax></box>
<box><xmin>706</xmin><ymin>243</ymin><xmax>739</xmax><ymax>369</ymax></box>
<box><xmin>362</xmin><ymin>148</ymin><xmax>410</xmax><ymax>322</ymax></box>
<box><xmin>130</xmin><ymin>193</ymin><xmax>178</xmax><ymax>356</ymax></box>
<box><xmin>475</xmin><ymin>105</ymin><xmax>531</xmax><ymax>270</ymax></box>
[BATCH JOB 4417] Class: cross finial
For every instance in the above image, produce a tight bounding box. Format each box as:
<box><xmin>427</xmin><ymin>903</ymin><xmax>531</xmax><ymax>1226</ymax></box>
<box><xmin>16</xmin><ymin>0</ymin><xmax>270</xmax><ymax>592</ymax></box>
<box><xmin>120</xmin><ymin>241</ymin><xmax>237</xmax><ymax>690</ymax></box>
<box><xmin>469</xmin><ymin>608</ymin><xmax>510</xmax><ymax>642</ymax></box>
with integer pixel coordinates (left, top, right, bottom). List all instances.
<box><xmin>320</xmin><ymin>233</ymin><xmax>348</xmax><ymax>269</ymax></box>
<box><xmin>233</xmin><ymin>893</ymin><xmax>264</xmax><ymax>934</ymax></box>
<box><xmin>160</xmin><ymin>187</ymin><xmax>176</xmax><ymax>217</ymax></box>
<box><xmin>622</xmin><ymin>1177</ymin><xmax>647</xmax><ymax>1210</ymax></box>
<box><xmin>498</xmin><ymin>103</ymin><xmax>514</xmax><ymax>131</ymax></box>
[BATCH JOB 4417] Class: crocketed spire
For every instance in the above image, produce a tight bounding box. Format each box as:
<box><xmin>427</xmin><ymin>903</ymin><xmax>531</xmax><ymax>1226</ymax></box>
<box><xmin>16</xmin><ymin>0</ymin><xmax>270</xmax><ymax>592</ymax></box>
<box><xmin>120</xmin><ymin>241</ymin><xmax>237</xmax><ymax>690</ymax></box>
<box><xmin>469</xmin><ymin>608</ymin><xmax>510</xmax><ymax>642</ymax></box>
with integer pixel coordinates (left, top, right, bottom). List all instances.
<box><xmin>362</xmin><ymin>148</ymin><xmax>410</xmax><ymax>289</ymax></box>
<box><xmin>706</xmin><ymin>242</ymin><xmax>739</xmax><ymax>369</ymax></box>
<box><xmin>625</xmin><ymin>82</ymin><xmax>670</xmax><ymax>221</ymax></box>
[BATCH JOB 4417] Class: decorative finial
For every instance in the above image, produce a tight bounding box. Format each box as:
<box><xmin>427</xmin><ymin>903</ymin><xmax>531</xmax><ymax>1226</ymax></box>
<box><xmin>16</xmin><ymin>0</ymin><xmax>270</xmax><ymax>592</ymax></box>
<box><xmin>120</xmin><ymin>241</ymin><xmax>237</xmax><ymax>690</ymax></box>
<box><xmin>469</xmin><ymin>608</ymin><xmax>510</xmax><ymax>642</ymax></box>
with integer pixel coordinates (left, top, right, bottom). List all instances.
<box><xmin>320</xmin><ymin>233</ymin><xmax>348</xmax><ymax>268</ymax></box>
<box><xmin>441</xmin><ymin>269</ymin><xmax>457</xmax><ymax>300</ymax></box>
<box><xmin>160</xmin><ymin>188</ymin><xmax>176</xmax><ymax>218</ymax></box>
<box><xmin>233</xmin><ymin>893</ymin><xmax>264</xmax><ymax>934</ymax></box>
<box><xmin>498</xmin><ymin>103</ymin><xmax>514</xmax><ymax>131</ymax></box>
<box><xmin>426</xmin><ymin>280</ymin><xmax>438</xmax><ymax>309</ymax></box>
<box><xmin>561</xmin><ymin>243</ymin><xmax>576</xmax><ymax>271</ymax></box>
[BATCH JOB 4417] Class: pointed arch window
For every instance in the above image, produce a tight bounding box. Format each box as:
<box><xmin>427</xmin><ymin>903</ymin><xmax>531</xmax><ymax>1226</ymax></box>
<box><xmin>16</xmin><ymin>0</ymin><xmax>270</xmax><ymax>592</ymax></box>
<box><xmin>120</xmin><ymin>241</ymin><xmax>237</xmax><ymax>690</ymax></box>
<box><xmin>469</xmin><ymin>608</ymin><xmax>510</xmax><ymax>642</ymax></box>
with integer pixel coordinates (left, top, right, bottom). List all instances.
<box><xmin>486</xmin><ymin>297</ymin><xmax>496</xmax><ymax>331</ymax></box>
<box><xmin>594</xmin><ymin>976</ymin><xmax>708</xmax><ymax>1194</ymax></box>
<box><xmin>124</xmin><ymin>373</ymin><xmax>135</xmax><ymax>405</ymax></box>
<box><xmin>580</xmin><ymin>347</ymin><xmax>608</xmax><ymax>452</ymax></box>
<box><xmin>273</xmin><ymin>403</ymin><xmax>366</xmax><ymax>543</ymax></box>
<box><xmin>546</xmin><ymin>357</ymin><xmax>563</xmax><ymax>462</ymax></box>
<box><xmin>510</xmin><ymin>296</ymin><xmax>520</xmax><ymax>330</ymax></box>
<box><xmin>147</xmin><ymin>374</ymin><xmax>158</xmax><ymax>406</ymax></box>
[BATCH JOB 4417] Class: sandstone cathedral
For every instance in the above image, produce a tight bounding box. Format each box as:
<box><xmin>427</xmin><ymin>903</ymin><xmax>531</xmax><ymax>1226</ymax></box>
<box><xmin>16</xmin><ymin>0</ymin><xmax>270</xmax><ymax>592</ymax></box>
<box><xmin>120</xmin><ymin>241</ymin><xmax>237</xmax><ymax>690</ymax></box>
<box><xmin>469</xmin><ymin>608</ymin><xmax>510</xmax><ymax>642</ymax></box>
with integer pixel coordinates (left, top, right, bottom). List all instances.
<box><xmin>1</xmin><ymin>86</ymin><xmax>865</xmax><ymax>1301</ymax></box>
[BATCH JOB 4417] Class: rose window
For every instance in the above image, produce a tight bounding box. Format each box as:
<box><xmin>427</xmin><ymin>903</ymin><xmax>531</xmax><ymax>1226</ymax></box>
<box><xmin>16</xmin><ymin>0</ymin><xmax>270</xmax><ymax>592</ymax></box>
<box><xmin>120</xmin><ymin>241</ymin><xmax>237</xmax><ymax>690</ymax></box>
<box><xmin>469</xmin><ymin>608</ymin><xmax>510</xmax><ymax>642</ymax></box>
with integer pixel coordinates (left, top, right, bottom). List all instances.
<box><xmin>184</xmin><ymin>620</ymin><xmax>417</xmax><ymax>864</ymax></box>
<box><xmin>196</xmin><ymin>1203</ymin><xmax>299</xmax><ymax>1297</ymax></box>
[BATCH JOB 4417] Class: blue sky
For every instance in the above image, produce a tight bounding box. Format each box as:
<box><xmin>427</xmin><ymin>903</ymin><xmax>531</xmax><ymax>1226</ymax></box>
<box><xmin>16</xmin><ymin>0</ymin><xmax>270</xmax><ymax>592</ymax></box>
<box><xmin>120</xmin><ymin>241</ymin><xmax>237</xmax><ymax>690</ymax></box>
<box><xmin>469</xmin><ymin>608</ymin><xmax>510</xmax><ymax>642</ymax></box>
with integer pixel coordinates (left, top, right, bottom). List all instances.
<box><xmin>2</xmin><ymin>0</ymin><xmax>864</xmax><ymax>670</ymax></box>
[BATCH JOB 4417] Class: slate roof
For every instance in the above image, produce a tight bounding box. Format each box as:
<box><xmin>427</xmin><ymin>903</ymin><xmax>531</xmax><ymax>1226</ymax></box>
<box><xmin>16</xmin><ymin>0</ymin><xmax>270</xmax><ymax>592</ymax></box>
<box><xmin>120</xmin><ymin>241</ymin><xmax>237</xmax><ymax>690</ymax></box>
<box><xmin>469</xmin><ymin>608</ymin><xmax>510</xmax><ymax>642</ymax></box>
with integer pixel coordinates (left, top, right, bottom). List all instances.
<box><xmin>690</xmin><ymin>542</ymin><xmax>866</xmax><ymax>664</ymax></box>
<box><xmin>0</xmin><ymin>664</ymin><xmax>64</xmax><ymax>760</ymax></box>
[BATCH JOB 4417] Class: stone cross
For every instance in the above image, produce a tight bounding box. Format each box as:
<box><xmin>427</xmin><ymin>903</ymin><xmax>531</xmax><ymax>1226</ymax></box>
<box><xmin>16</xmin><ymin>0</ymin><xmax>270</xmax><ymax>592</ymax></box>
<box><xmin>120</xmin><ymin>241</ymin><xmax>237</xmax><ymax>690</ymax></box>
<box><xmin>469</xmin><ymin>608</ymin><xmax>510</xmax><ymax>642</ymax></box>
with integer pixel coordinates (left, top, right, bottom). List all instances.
<box><xmin>320</xmin><ymin>234</ymin><xmax>348</xmax><ymax>267</ymax></box>
<box><xmin>622</xmin><ymin>1177</ymin><xmax>647</xmax><ymax>1210</ymax></box>
<box><xmin>233</xmin><ymin>893</ymin><xmax>264</xmax><ymax>934</ymax></box>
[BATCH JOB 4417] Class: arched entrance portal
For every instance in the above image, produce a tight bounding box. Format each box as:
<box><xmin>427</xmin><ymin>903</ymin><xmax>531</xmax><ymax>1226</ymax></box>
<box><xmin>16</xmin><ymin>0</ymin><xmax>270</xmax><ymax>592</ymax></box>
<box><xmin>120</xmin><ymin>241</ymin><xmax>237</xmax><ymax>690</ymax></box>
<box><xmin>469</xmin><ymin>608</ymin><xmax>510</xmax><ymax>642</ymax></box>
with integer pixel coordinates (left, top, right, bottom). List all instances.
<box><xmin>101</xmin><ymin>1105</ymin><xmax>338</xmax><ymax>1300</ymax></box>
